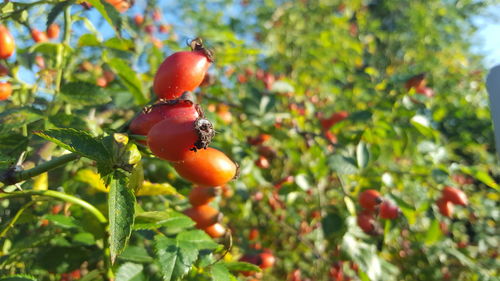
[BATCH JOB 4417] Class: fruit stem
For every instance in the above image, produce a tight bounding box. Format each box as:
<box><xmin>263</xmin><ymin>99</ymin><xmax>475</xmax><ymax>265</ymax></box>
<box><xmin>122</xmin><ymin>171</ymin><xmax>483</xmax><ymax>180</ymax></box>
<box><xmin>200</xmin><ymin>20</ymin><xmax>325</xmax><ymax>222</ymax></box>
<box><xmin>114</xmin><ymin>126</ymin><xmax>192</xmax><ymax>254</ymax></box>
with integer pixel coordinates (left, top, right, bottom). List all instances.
<box><xmin>0</xmin><ymin>153</ymin><xmax>80</xmax><ymax>186</ymax></box>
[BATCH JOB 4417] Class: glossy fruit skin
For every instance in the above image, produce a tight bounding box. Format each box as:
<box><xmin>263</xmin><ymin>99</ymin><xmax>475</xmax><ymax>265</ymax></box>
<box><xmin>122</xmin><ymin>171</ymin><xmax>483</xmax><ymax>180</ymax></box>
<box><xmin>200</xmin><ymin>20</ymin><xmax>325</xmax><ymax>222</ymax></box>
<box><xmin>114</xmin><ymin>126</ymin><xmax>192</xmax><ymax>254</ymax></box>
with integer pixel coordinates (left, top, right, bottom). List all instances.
<box><xmin>405</xmin><ymin>73</ymin><xmax>426</xmax><ymax>90</ymax></box>
<box><xmin>249</xmin><ymin>228</ymin><xmax>259</xmax><ymax>241</ymax></box>
<box><xmin>159</xmin><ymin>24</ymin><xmax>171</xmax><ymax>33</ymax></box>
<box><xmin>173</xmin><ymin>147</ymin><xmax>237</xmax><ymax>187</ymax></box>
<box><xmin>379</xmin><ymin>201</ymin><xmax>399</xmax><ymax>219</ymax></box>
<box><xmin>148</xmin><ymin>117</ymin><xmax>213</xmax><ymax>162</ymax></box>
<box><xmin>255</xmin><ymin>156</ymin><xmax>270</xmax><ymax>169</ymax></box>
<box><xmin>442</xmin><ymin>186</ymin><xmax>468</xmax><ymax>206</ymax></box>
<box><xmin>105</xmin><ymin>0</ymin><xmax>130</xmax><ymax>13</ymax></box>
<box><xmin>189</xmin><ymin>186</ymin><xmax>220</xmax><ymax>206</ymax></box>
<box><xmin>259</xmin><ymin>252</ymin><xmax>276</xmax><ymax>269</ymax></box>
<box><xmin>31</xmin><ymin>29</ymin><xmax>48</xmax><ymax>43</ymax></box>
<box><xmin>0</xmin><ymin>25</ymin><xmax>15</xmax><ymax>59</ymax></box>
<box><xmin>320</xmin><ymin>111</ymin><xmax>349</xmax><ymax>131</ymax></box>
<box><xmin>134</xmin><ymin>14</ymin><xmax>144</xmax><ymax>26</ymax></box>
<box><xmin>184</xmin><ymin>204</ymin><xmax>220</xmax><ymax>228</ymax></box>
<box><xmin>437</xmin><ymin>198</ymin><xmax>454</xmax><ymax>217</ymax></box>
<box><xmin>153</xmin><ymin>50</ymin><xmax>211</xmax><ymax>100</ymax></box>
<box><xmin>96</xmin><ymin>77</ymin><xmax>107</xmax><ymax>88</ymax></box>
<box><xmin>358</xmin><ymin>189</ymin><xmax>382</xmax><ymax>211</ymax></box>
<box><xmin>47</xmin><ymin>24</ymin><xmax>60</xmax><ymax>39</ymax></box>
<box><xmin>0</xmin><ymin>82</ymin><xmax>12</xmax><ymax>101</ymax></box>
<box><xmin>129</xmin><ymin>101</ymin><xmax>199</xmax><ymax>138</ymax></box>
<box><xmin>357</xmin><ymin>211</ymin><xmax>375</xmax><ymax>234</ymax></box>
<box><xmin>203</xmin><ymin>223</ymin><xmax>226</xmax><ymax>238</ymax></box>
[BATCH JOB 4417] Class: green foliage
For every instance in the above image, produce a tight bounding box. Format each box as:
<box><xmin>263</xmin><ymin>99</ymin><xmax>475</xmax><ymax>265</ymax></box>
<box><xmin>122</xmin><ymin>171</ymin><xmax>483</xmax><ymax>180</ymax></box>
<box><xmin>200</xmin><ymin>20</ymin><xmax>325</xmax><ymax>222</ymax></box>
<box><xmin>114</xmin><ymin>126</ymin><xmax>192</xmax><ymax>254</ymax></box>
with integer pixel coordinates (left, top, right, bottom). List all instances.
<box><xmin>0</xmin><ymin>0</ymin><xmax>498</xmax><ymax>280</ymax></box>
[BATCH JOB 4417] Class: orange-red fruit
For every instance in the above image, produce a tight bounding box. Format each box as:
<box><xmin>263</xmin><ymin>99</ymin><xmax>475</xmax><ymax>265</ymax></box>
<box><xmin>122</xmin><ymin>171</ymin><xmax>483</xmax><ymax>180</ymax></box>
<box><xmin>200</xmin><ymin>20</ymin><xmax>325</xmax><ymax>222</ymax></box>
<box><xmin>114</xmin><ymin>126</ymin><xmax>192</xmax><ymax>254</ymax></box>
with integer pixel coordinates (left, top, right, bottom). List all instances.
<box><xmin>173</xmin><ymin>147</ymin><xmax>237</xmax><ymax>187</ymax></box>
<box><xmin>144</xmin><ymin>25</ymin><xmax>155</xmax><ymax>35</ymax></box>
<box><xmin>105</xmin><ymin>0</ymin><xmax>130</xmax><ymax>13</ymax></box>
<box><xmin>148</xmin><ymin>117</ymin><xmax>214</xmax><ymax>162</ymax></box>
<box><xmin>203</xmin><ymin>223</ymin><xmax>226</xmax><ymax>238</ymax></box>
<box><xmin>96</xmin><ymin>77</ymin><xmax>107</xmax><ymax>88</ymax></box>
<box><xmin>103</xmin><ymin>70</ymin><xmax>115</xmax><ymax>83</ymax></box>
<box><xmin>357</xmin><ymin>211</ymin><xmax>375</xmax><ymax>234</ymax></box>
<box><xmin>320</xmin><ymin>111</ymin><xmax>349</xmax><ymax>131</ymax></box>
<box><xmin>153</xmin><ymin>49</ymin><xmax>211</xmax><ymax>100</ymax></box>
<box><xmin>249</xmin><ymin>228</ymin><xmax>259</xmax><ymax>241</ymax></box>
<box><xmin>255</xmin><ymin>156</ymin><xmax>270</xmax><ymax>169</ymax></box>
<box><xmin>184</xmin><ymin>205</ymin><xmax>220</xmax><ymax>228</ymax></box>
<box><xmin>129</xmin><ymin>101</ymin><xmax>200</xmax><ymax>139</ymax></box>
<box><xmin>46</xmin><ymin>24</ymin><xmax>60</xmax><ymax>39</ymax></box>
<box><xmin>31</xmin><ymin>29</ymin><xmax>48</xmax><ymax>43</ymax></box>
<box><xmin>189</xmin><ymin>186</ymin><xmax>220</xmax><ymax>206</ymax></box>
<box><xmin>134</xmin><ymin>14</ymin><xmax>144</xmax><ymax>26</ymax></box>
<box><xmin>436</xmin><ymin>198</ymin><xmax>454</xmax><ymax>217</ymax></box>
<box><xmin>159</xmin><ymin>24</ymin><xmax>171</xmax><ymax>34</ymax></box>
<box><xmin>442</xmin><ymin>186</ymin><xmax>468</xmax><ymax>206</ymax></box>
<box><xmin>379</xmin><ymin>201</ymin><xmax>399</xmax><ymax>219</ymax></box>
<box><xmin>259</xmin><ymin>252</ymin><xmax>276</xmax><ymax>269</ymax></box>
<box><xmin>0</xmin><ymin>25</ymin><xmax>15</xmax><ymax>59</ymax></box>
<box><xmin>358</xmin><ymin>189</ymin><xmax>382</xmax><ymax>211</ymax></box>
<box><xmin>247</xmin><ymin>134</ymin><xmax>271</xmax><ymax>146</ymax></box>
<box><xmin>0</xmin><ymin>82</ymin><xmax>12</xmax><ymax>101</ymax></box>
<box><xmin>405</xmin><ymin>73</ymin><xmax>426</xmax><ymax>90</ymax></box>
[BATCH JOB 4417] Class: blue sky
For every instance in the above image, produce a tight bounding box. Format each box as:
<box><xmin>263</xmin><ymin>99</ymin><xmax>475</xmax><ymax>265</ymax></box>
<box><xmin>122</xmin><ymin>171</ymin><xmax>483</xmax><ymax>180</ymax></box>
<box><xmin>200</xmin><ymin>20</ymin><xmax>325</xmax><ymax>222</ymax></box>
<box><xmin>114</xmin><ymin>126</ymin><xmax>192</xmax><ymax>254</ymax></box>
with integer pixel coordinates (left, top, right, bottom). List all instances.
<box><xmin>474</xmin><ymin>4</ymin><xmax>500</xmax><ymax>68</ymax></box>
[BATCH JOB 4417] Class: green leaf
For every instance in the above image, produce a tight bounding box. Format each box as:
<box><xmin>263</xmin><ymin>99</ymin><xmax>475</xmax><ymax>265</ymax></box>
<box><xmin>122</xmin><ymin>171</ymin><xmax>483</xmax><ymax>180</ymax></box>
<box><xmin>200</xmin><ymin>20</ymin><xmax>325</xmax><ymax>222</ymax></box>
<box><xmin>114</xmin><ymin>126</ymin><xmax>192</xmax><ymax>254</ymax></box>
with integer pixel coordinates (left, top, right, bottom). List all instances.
<box><xmin>115</xmin><ymin>263</ymin><xmax>144</xmax><ymax>281</ymax></box>
<box><xmin>46</xmin><ymin>1</ymin><xmax>69</xmax><ymax>28</ymax></box>
<box><xmin>78</xmin><ymin>33</ymin><xmax>101</xmax><ymax>47</ymax></box>
<box><xmin>72</xmin><ymin>232</ymin><xmax>96</xmax><ymax>246</ymax></box>
<box><xmin>0</xmin><ymin>275</ymin><xmax>37</xmax><ymax>281</ymax></box>
<box><xmin>29</xmin><ymin>42</ymin><xmax>62</xmax><ymax>56</ymax></box>
<box><xmin>107</xmin><ymin>57</ymin><xmax>146</xmax><ymax>104</ymax></box>
<box><xmin>60</xmin><ymin>81</ymin><xmax>112</xmax><ymax>105</ymax></box>
<box><xmin>460</xmin><ymin>166</ymin><xmax>499</xmax><ymax>190</ymax></box>
<box><xmin>109</xmin><ymin>171</ymin><xmax>136</xmax><ymax>264</ymax></box>
<box><xmin>34</xmin><ymin>128</ymin><xmax>110</xmax><ymax>163</ymax></box>
<box><xmin>0</xmin><ymin>107</ymin><xmax>43</xmax><ymax>134</ymax></box>
<box><xmin>356</xmin><ymin>141</ymin><xmax>370</xmax><ymax>169</ymax></box>
<box><xmin>134</xmin><ymin>210</ymin><xmax>195</xmax><ymax>231</ymax></box>
<box><xmin>119</xmin><ymin>246</ymin><xmax>154</xmax><ymax>263</ymax></box>
<box><xmin>210</xmin><ymin>263</ymin><xmax>232</xmax><ymax>281</ymax></box>
<box><xmin>223</xmin><ymin>261</ymin><xmax>261</xmax><ymax>273</ymax></box>
<box><xmin>329</xmin><ymin>155</ymin><xmax>358</xmax><ymax>175</ymax></box>
<box><xmin>424</xmin><ymin>219</ymin><xmax>443</xmax><ymax>245</ymax></box>
<box><xmin>104</xmin><ymin>37</ymin><xmax>134</xmax><ymax>51</ymax></box>
<box><xmin>154</xmin><ymin>235</ymin><xmax>199</xmax><ymax>281</ymax></box>
<box><xmin>44</xmin><ymin>215</ymin><xmax>80</xmax><ymax>229</ymax></box>
<box><xmin>84</xmin><ymin>0</ymin><xmax>122</xmax><ymax>35</ymax></box>
<box><xmin>0</xmin><ymin>133</ymin><xmax>28</xmax><ymax>160</ymax></box>
<box><xmin>177</xmin><ymin>230</ymin><xmax>218</xmax><ymax>250</ymax></box>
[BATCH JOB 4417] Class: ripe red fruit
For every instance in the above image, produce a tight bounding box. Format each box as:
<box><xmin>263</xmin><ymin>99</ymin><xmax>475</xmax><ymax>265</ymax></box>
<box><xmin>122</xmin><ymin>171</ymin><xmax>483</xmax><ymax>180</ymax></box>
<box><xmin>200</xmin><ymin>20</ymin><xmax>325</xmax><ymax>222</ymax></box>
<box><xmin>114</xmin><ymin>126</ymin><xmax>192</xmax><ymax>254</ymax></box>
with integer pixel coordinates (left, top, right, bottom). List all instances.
<box><xmin>31</xmin><ymin>29</ymin><xmax>48</xmax><ymax>43</ymax></box>
<box><xmin>173</xmin><ymin>147</ymin><xmax>237</xmax><ymax>187</ymax></box>
<box><xmin>247</xmin><ymin>134</ymin><xmax>271</xmax><ymax>146</ymax></box>
<box><xmin>152</xmin><ymin>9</ymin><xmax>162</xmax><ymax>21</ymax></box>
<box><xmin>184</xmin><ymin>204</ymin><xmax>220</xmax><ymax>228</ymax></box>
<box><xmin>144</xmin><ymin>25</ymin><xmax>155</xmax><ymax>35</ymax></box>
<box><xmin>0</xmin><ymin>64</ymin><xmax>8</xmax><ymax>76</ymax></box>
<box><xmin>259</xmin><ymin>252</ymin><xmax>276</xmax><ymax>269</ymax></box>
<box><xmin>96</xmin><ymin>77</ymin><xmax>107</xmax><ymax>88</ymax></box>
<box><xmin>436</xmin><ymin>198</ymin><xmax>454</xmax><ymax>217</ymax></box>
<box><xmin>148</xmin><ymin>117</ymin><xmax>214</xmax><ymax>162</ymax></box>
<box><xmin>203</xmin><ymin>223</ymin><xmax>226</xmax><ymax>238</ymax></box>
<box><xmin>105</xmin><ymin>0</ymin><xmax>130</xmax><ymax>13</ymax></box>
<box><xmin>379</xmin><ymin>201</ymin><xmax>399</xmax><ymax>219</ymax></box>
<box><xmin>46</xmin><ymin>24</ymin><xmax>60</xmax><ymax>39</ymax></box>
<box><xmin>255</xmin><ymin>156</ymin><xmax>270</xmax><ymax>169</ymax></box>
<box><xmin>159</xmin><ymin>24</ymin><xmax>171</xmax><ymax>34</ymax></box>
<box><xmin>0</xmin><ymin>25</ymin><xmax>15</xmax><ymax>59</ymax></box>
<box><xmin>405</xmin><ymin>73</ymin><xmax>426</xmax><ymax>90</ymax></box>
<box><xmin>51</xmin><ymin>204</ymin><xmax>63</xmax><ymax>215</ymax></box>
<box><xmin>103</xmin><ymin>70</ymin><xmax>115</xmax><ymax>83</ymax></box>
<box><xmin>288</xmin><ymin>269</ymin><xmax>302</xmax><ymax>281</ymax></box>
<box><xmin>129</xmin><ymin>100</ymin><xmax>200</xmax><ymax>139</ymax></box>
<box><xmin>0</xmin><ymin>82</ymin><xmax>12</xmax><ymax>101</ymax></box>
<box><xmin>442</xmin><ymin>186</ymin><xmax>468</xmax><ymax>206</ymax></box>
<box><xmin>274</xmin><ymin>175</ymin><xmax>294</xmax><ymax>189</ymax></box>
<box><xmin>134</xmin><ymin>14</ymin><xmax>144</xmax><ymax>26</ymax></box>
<box><xmin>249</xmin><ymin>228</ymin><xmax>259</xmax><ymax>241</ymax></box>
<box><xmin>320</xmin><ymin>111</ymin><xmax>349</xmax><ymax>131</ymax></box>
<box><xmin>188</xmin><ymin>186</ymin><xmax>220</xmax><ymax>206</ymax></box>
<box><xmin>153</xmin><ymin>39</ymin><xmax>212</xmax><ymax>100</ymax></box>
<box><xmin>357</xmin><ymin>211</ymin><xmax>375</xmax><ymax>234</ymax></box>
<box><xmin>358</xmin><ymin>189</ymin><xmax>382</xmax><ymax>211</ymax></box>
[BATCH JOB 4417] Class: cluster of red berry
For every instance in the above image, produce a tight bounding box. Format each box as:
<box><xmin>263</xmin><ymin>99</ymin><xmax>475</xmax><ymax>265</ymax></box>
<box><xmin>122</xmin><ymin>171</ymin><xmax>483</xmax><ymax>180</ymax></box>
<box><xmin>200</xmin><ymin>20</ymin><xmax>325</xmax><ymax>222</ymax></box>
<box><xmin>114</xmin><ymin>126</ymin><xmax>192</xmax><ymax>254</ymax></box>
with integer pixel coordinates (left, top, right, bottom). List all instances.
<box><xmin>129</xmin><ymin>38</ymin><xmax>237</xmax><ymax>237</ymax></box>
